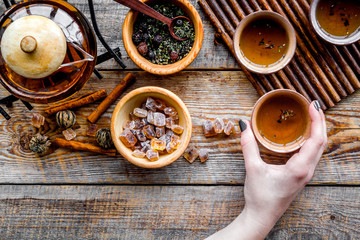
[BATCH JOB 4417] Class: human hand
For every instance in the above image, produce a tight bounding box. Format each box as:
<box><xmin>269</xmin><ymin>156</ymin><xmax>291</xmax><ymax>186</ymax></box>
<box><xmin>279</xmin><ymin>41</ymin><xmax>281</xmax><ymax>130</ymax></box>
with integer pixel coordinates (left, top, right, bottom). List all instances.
<box><xmin>240</xmin><ymin>100</ymin><xmax>327</xmax><ymax>239</ymax></box>
<box><xmin>206</xmin><ymin>100</ymin><xmax>327</xmax><ymax>240</ymax></box>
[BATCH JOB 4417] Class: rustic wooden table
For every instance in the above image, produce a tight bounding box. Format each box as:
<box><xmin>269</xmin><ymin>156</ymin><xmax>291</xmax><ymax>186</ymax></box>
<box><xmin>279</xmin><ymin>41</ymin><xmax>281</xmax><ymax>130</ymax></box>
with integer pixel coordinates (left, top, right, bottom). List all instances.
<box><xmin>0</xmin><ymin>0</ymin><xmax>359</xmax><ymax>239</ymax></box>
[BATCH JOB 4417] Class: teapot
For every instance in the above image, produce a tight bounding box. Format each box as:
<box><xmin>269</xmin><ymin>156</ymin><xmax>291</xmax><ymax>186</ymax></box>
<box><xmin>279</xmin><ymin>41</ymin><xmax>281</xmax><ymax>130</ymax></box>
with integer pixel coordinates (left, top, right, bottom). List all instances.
<box><xmin>0</xmin><ymin>0</ymin><xmax>97</xmax><ymax>103</ymax></box>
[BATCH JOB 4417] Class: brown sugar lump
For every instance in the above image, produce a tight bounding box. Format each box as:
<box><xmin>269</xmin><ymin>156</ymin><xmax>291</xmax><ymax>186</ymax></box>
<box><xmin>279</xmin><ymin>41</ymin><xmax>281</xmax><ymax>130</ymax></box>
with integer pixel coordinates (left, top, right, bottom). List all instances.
<box><xmin>203</xmin><ymin>119</ymin><xmax>235</xmax><ymax>137</ymax></box>
<box><xmin>62</xmin><ymin>128</ymin><xmax>77</xmax><ymax>141</ymax></box>
<box><xmin>31</xmin><ymin>113</ymin><xmax>45</xmax><ymax>128</ymax></box>
<box><xmin>146</xmin><ymin>149</ymin><xmax>159</xmax><ymax>161</ymax></box>
<box><xmin>183</xmin><ymin>146</ymin><xmax>199</xmax><ymax>163</ymax></box>
<box><xmin>203</xmin><ymin>120</ymin><xmax>217</xmax><ymax>137</ymax></box>
<box><xmin>224</xmin><ymin>120</ymin><xmax>235</xmax><ymax>135</ymax></box>
<box><xmin>119</xmin><ymin>97</ymin><xmax>184</xmax><ymax>162</ymax></box>
<box><xmin>120</xmin><ymin>129</ymin><xmax>138</xmax><ymax>147</ymax></box>
<box><xmin>199</xmin><ymin>149</ymin><xmax>209</xmax><ymax>163</ymax></box>
<box><xmin>213</xmin><ymin>118</ymin><xmax>225</xmax><ymax>133</ymax></box>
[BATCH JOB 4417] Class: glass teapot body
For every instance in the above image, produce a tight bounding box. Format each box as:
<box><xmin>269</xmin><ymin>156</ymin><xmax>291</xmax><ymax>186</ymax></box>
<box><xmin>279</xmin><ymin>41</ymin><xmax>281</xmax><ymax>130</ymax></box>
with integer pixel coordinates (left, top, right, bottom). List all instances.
<box><xmin>0</xmin><ymin>0</ymin><xmax>97</xmax><ymax>103</ymax></box>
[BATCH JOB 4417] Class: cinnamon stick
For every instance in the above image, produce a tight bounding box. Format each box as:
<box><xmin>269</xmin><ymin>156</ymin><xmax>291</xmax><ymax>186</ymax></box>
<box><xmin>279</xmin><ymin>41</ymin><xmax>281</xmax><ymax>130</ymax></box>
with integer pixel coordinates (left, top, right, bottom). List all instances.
<box><xmin>198</xmin><ymin>0</ymin><xmax>266</xmax><ymax>95</ymax></box>
<box><xmin>53</xmin><ymin>138</ymin><xmax>117</xmax><ymax>156</ymax></box>
<box><xmin>87</xmin><ymin>73</ymin><xmax>135</xmax><ymax>123</ymax></box>
<box><xmin>45</xmin><ymin>90</ymin><xmax>107</xmax><ymax>115</ymax></box>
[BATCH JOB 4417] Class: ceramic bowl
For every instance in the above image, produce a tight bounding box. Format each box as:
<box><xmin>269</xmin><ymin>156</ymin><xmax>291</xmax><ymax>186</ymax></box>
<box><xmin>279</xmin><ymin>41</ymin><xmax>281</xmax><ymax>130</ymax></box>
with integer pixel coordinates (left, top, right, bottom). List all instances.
<box><xmin>111</xmin><ymin>86</ymin><xmax>192</xmax><ymax>168</ymax></box>
<box><xmin>309</xmin><ymin>0</ymin><xmax>360</xmax><ymax>45</ymax></box>
<box><xmin>122</xmin><ymin>0</ymin><xmax>203</xmax><ymax>75</ymax></box>
<box><xmin>251</xmin><ymin>89</ymin><xmax>311</xmax><ymax>153</ymax></box>
<box><xmin>233</xmin><ymin>11</ymin><xmax>296</xmax><ymax>74</ymax></box>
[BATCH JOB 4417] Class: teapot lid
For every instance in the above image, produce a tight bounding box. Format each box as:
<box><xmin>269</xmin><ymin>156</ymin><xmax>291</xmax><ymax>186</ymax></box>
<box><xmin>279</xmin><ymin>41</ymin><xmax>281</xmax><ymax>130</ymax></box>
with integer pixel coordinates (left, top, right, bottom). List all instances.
<box><xmin>1</xmin><ymin>15</ymin><xmax>67</xmax><ymax>79</ymax></box>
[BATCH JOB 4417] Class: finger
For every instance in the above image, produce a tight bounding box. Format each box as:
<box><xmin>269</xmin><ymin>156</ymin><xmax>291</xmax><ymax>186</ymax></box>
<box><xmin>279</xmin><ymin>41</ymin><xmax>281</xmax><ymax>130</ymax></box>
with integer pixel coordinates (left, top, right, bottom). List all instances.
<box><xmin>288</xmin><ymin>101</ymin><xmax>326</xmax><ymax>167</ymax></box>
<box><xmin>239</xmin><ymin>119</ymin><xmax>263</xmax><ymax>171</ymax></box>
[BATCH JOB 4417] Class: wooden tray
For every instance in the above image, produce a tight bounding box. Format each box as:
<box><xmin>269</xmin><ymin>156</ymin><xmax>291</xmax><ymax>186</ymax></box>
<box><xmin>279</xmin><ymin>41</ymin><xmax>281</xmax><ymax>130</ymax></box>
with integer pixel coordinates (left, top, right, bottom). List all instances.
<box><xmin>198</xmin><ymin>0</ymin><xmax>360</xmax><ymax>110</ymax></box>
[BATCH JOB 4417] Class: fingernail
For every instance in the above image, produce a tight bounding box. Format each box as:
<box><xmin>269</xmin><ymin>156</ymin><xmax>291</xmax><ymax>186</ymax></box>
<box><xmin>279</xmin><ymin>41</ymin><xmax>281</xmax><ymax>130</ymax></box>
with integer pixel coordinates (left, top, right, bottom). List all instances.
<box><xmin>314</xmin><ymin>100</ymin><xmax>321</xmax><ymax>111</ymax></box>
<box><xmin>239</xmin><ymin>119</ymin><xmax>247</xmax><ymax>132</ymax></box>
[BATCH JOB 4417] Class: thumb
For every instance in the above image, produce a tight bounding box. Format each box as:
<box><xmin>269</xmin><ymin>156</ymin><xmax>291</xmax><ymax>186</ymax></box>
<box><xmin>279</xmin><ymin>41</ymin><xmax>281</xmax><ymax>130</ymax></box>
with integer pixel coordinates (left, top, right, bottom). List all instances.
<box><xmin>239</xmin><ymin>119</ymin><xmax>263</xmax><ymax>171</ymax></box>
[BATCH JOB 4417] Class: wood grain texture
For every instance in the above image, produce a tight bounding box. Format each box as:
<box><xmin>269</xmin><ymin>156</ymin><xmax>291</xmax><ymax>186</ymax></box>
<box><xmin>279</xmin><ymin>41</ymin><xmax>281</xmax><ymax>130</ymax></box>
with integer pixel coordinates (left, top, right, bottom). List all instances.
<box><xmin>0</xmin><ymin>185</ymin><xmax>358</xmax><ymax>239</ymax></box>
<box><xmin>0</xmin><ymin>71</ymin><xmax>359</xmax><ymax>184</ymax></box>
<box><xmin>0</xmin><ymin>0</ymin><xmax>237</xmax><ymax>70</ymax></box>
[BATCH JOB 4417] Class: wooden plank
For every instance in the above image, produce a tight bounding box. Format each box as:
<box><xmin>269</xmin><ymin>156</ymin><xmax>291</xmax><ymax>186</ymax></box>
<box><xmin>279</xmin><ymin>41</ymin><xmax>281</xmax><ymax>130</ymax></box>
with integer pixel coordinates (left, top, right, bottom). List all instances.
<box><xmin>0</xmin><ymin>185</ymin><xmax>358</xmax><ymax>239</ymax></box>
<box><xmin>0</xmin><ymin>71</ymin><xmax>359</xmax><ymax>184</ymax></box>
<box><xmin>0</xmin><ymin>0</ymin><xmax>237</xmax><ymax>70</ymax></box>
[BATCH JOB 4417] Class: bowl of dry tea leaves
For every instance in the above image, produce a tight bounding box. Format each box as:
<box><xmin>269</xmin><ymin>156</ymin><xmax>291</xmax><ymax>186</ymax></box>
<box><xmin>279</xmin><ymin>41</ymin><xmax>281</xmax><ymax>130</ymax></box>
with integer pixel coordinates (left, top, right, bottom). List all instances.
<box><xmin>122</xmin><ymin>0</ymin><xmax>203</xmax><ymax>75</ymax></box>
<box><xmin>111</xmin><ymin>86</ymin><xmax>192</xmax><ymax>168</ymax></box>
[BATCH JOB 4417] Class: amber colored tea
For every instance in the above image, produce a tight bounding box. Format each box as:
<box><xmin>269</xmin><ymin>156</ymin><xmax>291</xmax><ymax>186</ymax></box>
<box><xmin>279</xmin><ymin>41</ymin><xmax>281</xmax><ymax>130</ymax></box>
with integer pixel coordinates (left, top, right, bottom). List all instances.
<box><xmin>256</xmin><ymin>94</ymin><xmax>307</xmax><ymax>146</ymax></box>
<box><xmin>316</xmin><ymin>0</ymin><xmax>360</xmax><ymax>37</ymax></box>
<box><xmin>240</xmin><ymin>19</ymin><xmax>288</xmax><ymax>67</ymax></box>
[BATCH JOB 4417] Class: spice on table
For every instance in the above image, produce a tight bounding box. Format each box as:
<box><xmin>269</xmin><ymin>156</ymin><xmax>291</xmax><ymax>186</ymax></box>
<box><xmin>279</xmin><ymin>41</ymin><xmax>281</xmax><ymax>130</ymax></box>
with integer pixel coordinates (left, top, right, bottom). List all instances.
<box><xmin>56</xmin><ymin>110</ymin><xmax>76</xmax><ymax>128</ymax></box>
<box><xmin>96</xmin><ymin>128</ymin><xmax>113</xmax><ymax>149</ymax></box>
<box><xmin>44</xmin><ymin>90</ymin><xmax>107</xmax><ymax>115</ymax></box>
<box><xmin>87</xmin><ymin>73</ymin><xmax>136</xmax><ymax>123</ymax></box>
<box><xmin>29</xmin><ymin>133</ymin><xmax>51</xmax><ymax>154</ymax></box>
<box><xmin>53</xmin><ymin>138</ymin><xmax>116</xmax><ymax>156</ymax></box>
<box><xmin>132</xmin><ymin>3</ymin><xmax>195</xmax><ymax>65</ymax></box>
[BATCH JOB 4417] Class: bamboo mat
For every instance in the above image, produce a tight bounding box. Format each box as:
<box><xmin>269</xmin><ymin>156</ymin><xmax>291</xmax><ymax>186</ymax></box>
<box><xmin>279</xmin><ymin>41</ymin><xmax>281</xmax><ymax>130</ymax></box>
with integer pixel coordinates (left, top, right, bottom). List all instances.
<box><xmin>198</xmin><ymin>0</ymin><xmax>360</xmax><ymax>110</ymax></box>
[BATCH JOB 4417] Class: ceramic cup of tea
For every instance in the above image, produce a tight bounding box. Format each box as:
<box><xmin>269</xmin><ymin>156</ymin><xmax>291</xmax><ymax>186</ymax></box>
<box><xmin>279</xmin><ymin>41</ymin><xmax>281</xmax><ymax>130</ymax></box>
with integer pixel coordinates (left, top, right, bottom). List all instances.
<box><xmin>251</xmin><ymin>89</ymin><xmax>311</xmax><ymax>153</ymax></box>
<box><xmin>309</xmin><ymin>0</ymin><xmax>360</xmax><ymax>45</ymax></box>
<box><xmin>233</xmin><ymin>11</ymin><xmax>296</xmax><ymax>74</ymax></box>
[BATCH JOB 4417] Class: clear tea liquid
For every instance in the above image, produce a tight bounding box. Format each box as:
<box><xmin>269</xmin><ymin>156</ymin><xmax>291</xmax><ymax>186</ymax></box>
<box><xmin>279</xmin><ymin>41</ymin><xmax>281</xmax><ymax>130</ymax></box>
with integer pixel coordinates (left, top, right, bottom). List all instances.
<box><xmin>256</xmin><ymin>94</ymin><xmax>307</xmax><ymax>146</ymax></box>
<box><xmin>316</xmin><ymin>0</ymin><xmax>360</xmax><ymax>37</ymax></box>
<box><xmin>240</xmin><ymin>19</ymin><xmax>288</xmax><ymax>67</ymax></box>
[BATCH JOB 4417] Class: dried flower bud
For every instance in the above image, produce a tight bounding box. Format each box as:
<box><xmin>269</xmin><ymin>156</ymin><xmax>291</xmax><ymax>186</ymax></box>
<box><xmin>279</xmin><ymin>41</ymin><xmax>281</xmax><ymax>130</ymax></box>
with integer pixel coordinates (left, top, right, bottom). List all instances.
<box><xmin>29</xmin><ymin>133</ymin><xmax>51</xmax><ymax>154</ymax></box>
<box><xmin>154</xmin><ymin>34</ymin><xmax>163</xmax><ymax>45</ymax></box>
<box><xmin>132</xmin><ymin>32</ymin><xmax>143</xmax><ymax>45</ymax></box>
<box><xmin>96</xmin><ymin>128</ymin><xmax>114</xmax><ymax>149</ymax></box>
<box><xmin>56</xmin><ymin>110</ymin><xmax>76</xmax><ymax>129</ymax></box>
<box><xmin>137</xmin><ymin>42</ymin><xmax>148</xmax><ymax>56</ymax></box>
<box><xmin>148</xmin><ymin>50</ymin><xmax>155</xmax><ymax>59</ymax></box>
<box><xmin>170</xmin><ymin>51</ymin><xmax>178</xmax><ymax>61</ymax></box>
<box><xmin>143</xmin><ymin>33</ymin><xmax>149</xmax><ymax>42</ymax></box>
<box><xmin>175</xmin><ymin>19</ymin><xmax>183</xmax><ymax>27</ymax></box>
<box><xmin>139</xmin><ymin>22</ymin><xmax>148</xmax><ymax>31</ymax></box>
